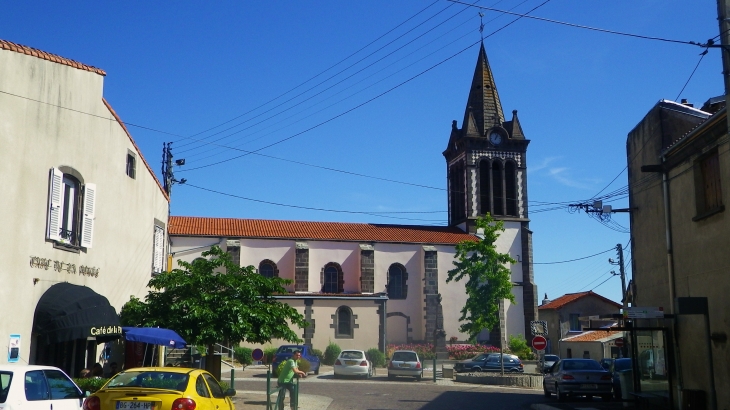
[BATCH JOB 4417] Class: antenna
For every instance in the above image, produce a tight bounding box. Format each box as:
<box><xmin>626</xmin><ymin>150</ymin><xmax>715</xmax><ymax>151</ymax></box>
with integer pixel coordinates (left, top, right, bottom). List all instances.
<box><xmin>479</xmin><ymin>12</ymin><xmax>485</xmax><ymax>41</ymax></box>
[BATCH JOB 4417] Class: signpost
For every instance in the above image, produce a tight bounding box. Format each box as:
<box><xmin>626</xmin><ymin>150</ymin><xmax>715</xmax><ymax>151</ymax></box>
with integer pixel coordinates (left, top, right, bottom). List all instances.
<box><xmin>252</xmin><ymin>348</ymin><xmax>264</xmax><ymax>363</ymax></box>
<box><xmin>623</xmin><ymin>307</ymin><xmax>664</xmax><ymax>319</ymax></box>
<box><xmin>532</xmin><ymin>335</ymin><xmax>547</xmax><ymax>351</ymax></box>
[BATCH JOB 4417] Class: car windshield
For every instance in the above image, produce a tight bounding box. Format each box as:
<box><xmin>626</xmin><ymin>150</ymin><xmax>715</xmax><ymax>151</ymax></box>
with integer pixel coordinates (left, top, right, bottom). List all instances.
<box><xmin>105</xmin><ymin>371</ymin><xmax>189</xmax><ymax>391</ymax></box>
<box><xmin>392</xmin><ymin>352</ymin><xmax>417</xmax><ymax>362</ymax></box>
<box><xmin>0</xmin><ymin>372</ymin><xmax>12</xmax><ymax>403</ymax></box>
<box><xmin>277</xmin><ymin>346</ymin><xmax>302</xmax><ymax>354</ymax></box>
<box><xmin>544</xmin><ymin>355</ymin><xmax>559</xmax><ymax>362</ymax></box>
<box><xmin>340</xmin><ymin>351</ymin><xmax>364</xmax><ymax>359</ymax></box>
<box><xmin>614</xmin><ymin>359</ymin><xmax>632</xmax><ymax>371</ymax></box>
<box><xmin>563</xmin><ymin>360</ymin><xmax>603</xmax><ymax>371</ymax></box>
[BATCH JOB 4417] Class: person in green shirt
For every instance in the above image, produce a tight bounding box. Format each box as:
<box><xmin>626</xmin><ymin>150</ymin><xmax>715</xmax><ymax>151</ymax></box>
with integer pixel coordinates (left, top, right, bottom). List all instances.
<box><xmin>277</xmin><ymin>350</ymin><xmax>306</xmax><ymax>410</ymax></box>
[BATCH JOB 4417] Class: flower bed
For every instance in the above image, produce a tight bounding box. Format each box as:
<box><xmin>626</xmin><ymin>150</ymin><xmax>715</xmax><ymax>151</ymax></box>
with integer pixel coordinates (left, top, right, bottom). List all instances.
<box><xmin>387</xmin><ymin>343</ymin><xmax>502</xmax><ymax>360</ymax></box>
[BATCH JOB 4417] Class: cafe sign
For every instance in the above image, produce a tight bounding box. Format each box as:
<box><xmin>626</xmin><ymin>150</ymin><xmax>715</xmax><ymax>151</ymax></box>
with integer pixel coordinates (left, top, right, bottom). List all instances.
<box><xmin>30</xmin><ymin>256</ymin><xmax>100</xmax><ymax>278</ymax></box>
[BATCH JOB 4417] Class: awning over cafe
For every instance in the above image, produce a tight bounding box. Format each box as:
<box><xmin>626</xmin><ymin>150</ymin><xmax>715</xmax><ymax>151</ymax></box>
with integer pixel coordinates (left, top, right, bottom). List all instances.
<box><xmin>33</xmin><ymin>282</ymin><xmax>122</xmax><ymax>344</ymax></box>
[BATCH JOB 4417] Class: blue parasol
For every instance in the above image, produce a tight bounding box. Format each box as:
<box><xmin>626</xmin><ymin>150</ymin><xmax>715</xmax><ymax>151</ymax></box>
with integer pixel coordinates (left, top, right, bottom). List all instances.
<box><xmin>122</xmin><ymin>327</ymin><xmax>187</xmax><ymax>349</ymax></box>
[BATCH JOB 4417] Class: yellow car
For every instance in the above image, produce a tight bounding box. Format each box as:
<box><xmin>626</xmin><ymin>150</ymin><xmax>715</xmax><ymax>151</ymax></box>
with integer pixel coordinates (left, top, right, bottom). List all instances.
<box><xmin>82</xmin><ymin>367</ymin><xmax>235</xmax><ymax>410</ymax></box>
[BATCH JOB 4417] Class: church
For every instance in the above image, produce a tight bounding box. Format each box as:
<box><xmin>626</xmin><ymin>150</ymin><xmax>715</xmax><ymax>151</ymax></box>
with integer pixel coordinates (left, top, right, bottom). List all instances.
<box><xmin>168</xmin><ymin>42</ymin><xmax>538</xmax><ymax>352</ymax></box>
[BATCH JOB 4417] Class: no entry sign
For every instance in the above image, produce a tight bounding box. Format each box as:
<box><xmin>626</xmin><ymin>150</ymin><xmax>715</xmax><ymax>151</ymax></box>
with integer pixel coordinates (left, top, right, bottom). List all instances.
<box><xmin>532</xmin><ymin>335</ymin><xmax>547</xmax><ymax>351</ymax></box>
<box><xmin>614</xmin><ymin>338</ymin><xmax>624</xmax><ymax>348</ymax></box>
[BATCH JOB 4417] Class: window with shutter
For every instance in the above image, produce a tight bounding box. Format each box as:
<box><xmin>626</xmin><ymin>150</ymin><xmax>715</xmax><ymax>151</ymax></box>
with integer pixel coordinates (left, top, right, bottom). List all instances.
<box><xmin>80</xmin><ymin>183</ymin><xmax>96</xmax><ymax>248</ymax></box>
<box><xmin>152</xmin><ymin>225</ymin><xmax>164</xmax><ymax>274</ymax></box>
<box><xmin>46</xmin><ymin>168</ymin><xmax>64</xmax><ymax>241</ymax></box>
<box><xmin>694</xmin><ymin>149</ymin><xmax>724</xmax><ymax>220</ymax></box>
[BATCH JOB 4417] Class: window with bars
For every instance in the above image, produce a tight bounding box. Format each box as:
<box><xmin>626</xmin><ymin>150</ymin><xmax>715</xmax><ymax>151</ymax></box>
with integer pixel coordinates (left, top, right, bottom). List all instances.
<box><xmin>694</xmin><ymin>149</ymin><xmax>724</xmax><ymax>220</ymax></box>
<box><xmin>322</xmin><ymin>265</ymin><xmax>343</xmax><ymax>293</ymax></box>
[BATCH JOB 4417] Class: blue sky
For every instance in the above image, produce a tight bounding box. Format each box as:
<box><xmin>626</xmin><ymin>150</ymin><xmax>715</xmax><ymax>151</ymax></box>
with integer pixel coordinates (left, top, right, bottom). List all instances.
<box><xmin>3</xmin><ymin>1</ymin><xmax>722</xmax><ymax>306</ymax></box>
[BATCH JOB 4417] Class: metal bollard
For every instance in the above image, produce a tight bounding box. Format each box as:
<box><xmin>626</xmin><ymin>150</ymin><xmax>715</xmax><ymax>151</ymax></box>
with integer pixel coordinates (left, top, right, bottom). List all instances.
<box><xmin>293</xmin><ymin>376</ymin><xmax>299</xmax><ymax>410</ymax></box>
<box><xmin>266</xmin><ymin>369</ymin><xmax>271</xmax><ymax>410</ymax></box>
<box><xmin>230</xmin><ymin>369</ymin><xmax>235</xmax><ymax>390</ymax></box>
<box><xmin>433</xmin><ymin>357</ymin><xmax>437</xmax><ymax>382</ymax></box>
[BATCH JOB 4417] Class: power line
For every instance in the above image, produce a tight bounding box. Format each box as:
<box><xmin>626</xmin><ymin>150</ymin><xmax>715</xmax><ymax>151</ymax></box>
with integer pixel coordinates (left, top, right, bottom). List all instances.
<box><xmin>534</xmin><ymin>246</ymin><xmax>615</xmax><ymax>265</ymax></box>
<box><xmin>676</xmin><ymin>49</ymin><xmax>709</xmax><ymax>101</ymax></box>
<box><xmin>448</xmin><ymin>0</ymin><xmax>712</xmax><ymax>48</ymax></box>
<box><xmin>179</xmin><ymin>0</ymin><xmax>555</xmax><ymax>173</ymax></box>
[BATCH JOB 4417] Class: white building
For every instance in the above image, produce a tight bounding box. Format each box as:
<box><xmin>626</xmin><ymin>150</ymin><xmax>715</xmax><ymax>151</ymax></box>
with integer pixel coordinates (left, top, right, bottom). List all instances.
<box><xmin>0</xmin><ymin>39</ymin><xmax>169</xmax><ymax>376</ymax></box>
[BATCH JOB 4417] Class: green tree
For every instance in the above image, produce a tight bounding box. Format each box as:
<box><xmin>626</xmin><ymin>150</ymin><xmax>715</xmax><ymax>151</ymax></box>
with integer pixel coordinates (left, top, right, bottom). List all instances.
<box><xmin>120</xmin><ymin>246</ymin><xmax>307</xmax><ymax>371</ymax></box>
<box><xmin>446</xmin><ymin>214</ymin><xmax>516</xmax><ymax>341</ymax></box>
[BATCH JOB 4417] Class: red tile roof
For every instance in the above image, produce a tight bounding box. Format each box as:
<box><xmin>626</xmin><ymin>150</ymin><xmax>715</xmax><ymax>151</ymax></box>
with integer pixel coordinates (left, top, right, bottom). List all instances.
<box><xmin>169</xmin><ymin>216</ymin><xmax>478</xmax><ymax>244</ymax></box>
<box><xmin>538</xmin><ymin>291</ymin><xmax>620</xmax><ymax>310</ymax></box>
<box><xmin>563</xmin><ymin>329</ymin><xmax>621</xmax><ymax>342</ymax></box>
<box><xmin>0</xmin><ymin>39</ymin><xmax>106</xmax><ymax>76</ymax></box>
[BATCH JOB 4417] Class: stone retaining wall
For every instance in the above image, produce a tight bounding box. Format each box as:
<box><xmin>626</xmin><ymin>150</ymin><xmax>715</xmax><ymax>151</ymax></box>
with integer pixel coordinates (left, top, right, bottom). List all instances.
<box><xmin>454</xmin><ymin>373</ymin><xmax>543</xmax><ymax>389</ymax></box>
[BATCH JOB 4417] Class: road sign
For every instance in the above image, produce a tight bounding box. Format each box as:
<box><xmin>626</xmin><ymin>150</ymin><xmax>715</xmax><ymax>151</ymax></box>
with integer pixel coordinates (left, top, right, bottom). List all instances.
<box><xmin>624</xmin><ymin>307</ymin><xmax>664</xmax><ymax>319</ymax></box>
<box><xmin>532</xmin><ymin>335</ymin><xmax>547</xmax><ymax>351</ymax></box>
<box><xmin>614</xmin><ymin>338</ymin><xmax>624</xmax><ymax>348</ymax></box>
<box><xmin>530</xmin><ymin>320</ymin><xmax>548</xmax><ymax>336</ymax></box>
<box><xmin>252</xmin><ymin>348</ymin><xmax>264</xmax><ymax>362</ymax></box>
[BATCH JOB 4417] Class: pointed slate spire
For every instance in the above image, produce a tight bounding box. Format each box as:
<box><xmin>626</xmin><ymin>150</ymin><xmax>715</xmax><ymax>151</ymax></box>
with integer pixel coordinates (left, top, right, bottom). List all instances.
<box><xmin>462</xmin><ymin>42</ymin><xmax>505</xmax><ymax>136</ymax></box>
<box><xmin>509</xmin><ymin>110</ymin><xmax>525</xmax><ymax>139</ymax></box>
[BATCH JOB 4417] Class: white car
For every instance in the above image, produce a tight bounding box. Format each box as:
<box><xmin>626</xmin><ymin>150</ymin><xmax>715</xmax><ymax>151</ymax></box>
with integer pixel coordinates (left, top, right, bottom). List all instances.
<box><xmin>0</xmin><ymin>365</ymin><xmax>86</xmax><ymax>410</ymax></box>
<box><xmin>333</xmin><ymin>350</ymin><xmax>372</xmax><ymax>379</ymax></box>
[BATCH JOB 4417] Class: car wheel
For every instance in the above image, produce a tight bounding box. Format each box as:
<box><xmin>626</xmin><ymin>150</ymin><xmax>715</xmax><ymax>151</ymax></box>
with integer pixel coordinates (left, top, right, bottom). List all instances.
<box><xmin>556</xmin><ymin>384</ymin><xmax>566</xmax><ymax>402</ymax></box>
<box><xmin>388</xmin><ymin>373</ymin><xmax>395</xmax><ymax>380</ymax></box>
<box><xmin>415</xmin><ymin>373</ymin><xmax>422</xmax><ymax>381</ymax></box>
<box><xmin>543</xmin><ymin>381</ymin><xmax>551</xmax><ymax>397</ymax></box>
<box><xmin>472</xmin><ymin>367</ymin><xmax>481</xmax><ymax>372</ymax></box>
<box><xmin>509</xmin><ymin>368</ymin><xmax>519</xmax><ymax>372</ymax></box>
<box><xmin>333</xmin><ymin>373</ymin><xmax>339</xmax><ymax>379</ymax></box>
<box><xmin>602</xmin><ymin>394</ymin><xmax>612</xmax><ymax>402</ymax></box>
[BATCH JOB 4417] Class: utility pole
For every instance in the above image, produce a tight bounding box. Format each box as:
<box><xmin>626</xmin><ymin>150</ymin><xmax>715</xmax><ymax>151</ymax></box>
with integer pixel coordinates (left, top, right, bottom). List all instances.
<box><xmin>609</xmin><ymin>244</ymin><xmax>627</xmax><ymax>309</ymax></box>
<box><xmin>717</xmin><ymin>0</ymin><xmax>730</xmax><ymax>133</ymax></box>
<box><xmin>161</xmin><ymin>142</ymin><xmax>187</xmax><ymax>198</ymax></box>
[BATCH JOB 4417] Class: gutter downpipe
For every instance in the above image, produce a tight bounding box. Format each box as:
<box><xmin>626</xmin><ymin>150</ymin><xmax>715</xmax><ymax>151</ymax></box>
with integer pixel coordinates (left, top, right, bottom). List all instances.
<box><xmin>660</xmin><ymin>154</ymin><xmax>683</xmax><ymax>409</ymax></box>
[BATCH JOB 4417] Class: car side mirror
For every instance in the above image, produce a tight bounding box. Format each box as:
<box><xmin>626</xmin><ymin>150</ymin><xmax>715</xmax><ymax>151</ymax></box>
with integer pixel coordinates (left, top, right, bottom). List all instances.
<box><xmin>225</xmin><ymin>388</ymin><xmax>236</xmax><ymax>397</ymax></box>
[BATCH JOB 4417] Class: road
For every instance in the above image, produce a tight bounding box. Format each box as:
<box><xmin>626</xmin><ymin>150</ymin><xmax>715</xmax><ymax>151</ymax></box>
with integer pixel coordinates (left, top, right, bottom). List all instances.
<box><xmin>226</xmin><ymin>365</ymin><xmax>632</xmax><ymax>410</ymax></box>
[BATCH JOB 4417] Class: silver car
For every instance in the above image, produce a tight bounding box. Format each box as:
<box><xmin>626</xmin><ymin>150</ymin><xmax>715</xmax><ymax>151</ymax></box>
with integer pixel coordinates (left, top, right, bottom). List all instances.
<box><xmin>387</xmin><ymin>350</ymin><xmax>423</xmax><ymax>381</ymax></box>
<box><xmin>543</xmin><ymin>359</ymin><xmax>613</xmax><ymax>402</ymax></box>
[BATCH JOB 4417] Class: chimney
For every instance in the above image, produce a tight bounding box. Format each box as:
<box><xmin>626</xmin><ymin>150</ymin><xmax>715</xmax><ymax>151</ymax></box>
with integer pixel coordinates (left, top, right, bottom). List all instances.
<box><xmin>542</xmin><ymin>293</ymin><xmax>550</xmax><ymax>306</ymax></box>
<box><xmin>680</xmin><ymin>98</ymin><xmax>694</xmax><ymax>108</ymax></box>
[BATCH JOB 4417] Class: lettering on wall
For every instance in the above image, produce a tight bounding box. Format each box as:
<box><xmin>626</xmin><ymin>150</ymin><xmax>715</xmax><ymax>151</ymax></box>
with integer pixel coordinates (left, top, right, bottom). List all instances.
<box><xmin>90</xmin><ymin>326</ymin><xmax>122</xmax><ymax>336</ymax></box>
<box><xmin>30</xmin><ymin>256</ymin><xmax>100</xmax><ymax>278</ymax></box>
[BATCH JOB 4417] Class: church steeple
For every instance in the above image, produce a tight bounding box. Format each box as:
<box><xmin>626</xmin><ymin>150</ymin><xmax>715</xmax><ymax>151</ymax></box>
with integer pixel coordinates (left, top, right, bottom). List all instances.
<box><xmin>462</xmin><ymin>42</ymin><xmax>505</xmax><ymax>137</ymax></box>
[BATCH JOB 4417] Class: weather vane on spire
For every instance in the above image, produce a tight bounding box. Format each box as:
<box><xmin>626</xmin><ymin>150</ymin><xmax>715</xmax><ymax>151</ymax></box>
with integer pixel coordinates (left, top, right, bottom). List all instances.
<box><xmin>479</xmin><ymin>12</ymin><xmax>484</xmax><ymax>41</ymax></box>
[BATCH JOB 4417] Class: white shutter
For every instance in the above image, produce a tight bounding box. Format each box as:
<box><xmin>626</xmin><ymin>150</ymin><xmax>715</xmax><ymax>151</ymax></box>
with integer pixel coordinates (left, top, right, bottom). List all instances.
<box><xmin>152</xmin><ymin>225</ymin><xmax>164</xmax><ymax>273</ymax></box>
<box><xmin>46</xmin><ymin>168</ymin><xmax>64</xmax><ymax>241</ymax></box>
<box><xmin>80</xmin><ymin>183</ymin><xmax>96</xmax><ymax>248</ymax></box>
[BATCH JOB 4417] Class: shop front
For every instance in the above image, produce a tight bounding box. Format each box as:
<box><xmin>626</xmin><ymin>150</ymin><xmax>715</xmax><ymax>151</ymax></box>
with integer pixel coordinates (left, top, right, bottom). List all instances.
<box><xmin>31</xmin><ymin>282</ymin><xmax>122</xmax><ymax>377</ymax></box>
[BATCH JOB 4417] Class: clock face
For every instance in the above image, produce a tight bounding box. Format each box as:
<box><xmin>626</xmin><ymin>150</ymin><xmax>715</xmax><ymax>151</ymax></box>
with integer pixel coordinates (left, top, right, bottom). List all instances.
<box><xmin>490</xmin><ymin>132</ymin><xmax>502</xmax><ymax>145</ymax></box>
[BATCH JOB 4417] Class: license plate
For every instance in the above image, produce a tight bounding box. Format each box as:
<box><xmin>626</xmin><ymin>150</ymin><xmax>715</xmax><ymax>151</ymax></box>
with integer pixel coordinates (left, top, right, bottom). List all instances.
<box><xmin>581</xmin><ymin>384</ymin><xmax>598</xmax><ymax>389</ymax></box>
<box><xmin>116</xmin><ymin>401</ymin><xmax>154</xmax><ymax>409</ymax></box>
<box><xmin>345</xmin><ymin>360</ymin><xmax>357</xmax><ymax>365</ymax></box>
<box><xmin>399</xmin><ymin>363</ymin><xmax>411</xmax><ymax>368</ymax></box>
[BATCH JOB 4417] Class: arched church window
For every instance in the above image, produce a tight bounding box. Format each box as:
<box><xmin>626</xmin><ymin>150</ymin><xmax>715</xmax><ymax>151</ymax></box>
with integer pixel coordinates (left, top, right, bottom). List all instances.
<box><xmin>259</xmin><ymin>260</ymin><xmax>278</xmax><ymax>278</ymax></box>
<box><xmin>492</xmin><ymin>161</ymin><xmax>504</xmax><ymax>215</ymax></box>
<box><xmin>505</xmin><ymin>161</ymin><xmax>517</xmax><ymax>216</ymax></box>
<box><xmin>322</xmin><ymin>263</ymin><xmax>343</xmax><ymax>293</ymax></box>
<box><xmin>479</xmin><ymin>159</ymin><xmax>491</xmax><ymax>215</ymax></box>
<box><xmin>387</xmin><ymin>264</ymin><xmax>408</xmax><ymax>299</ymax></box>
<box><xmin>335</xmin><ymin>306</ymin><xmax>354</xmax><ymax>338</ymax></box>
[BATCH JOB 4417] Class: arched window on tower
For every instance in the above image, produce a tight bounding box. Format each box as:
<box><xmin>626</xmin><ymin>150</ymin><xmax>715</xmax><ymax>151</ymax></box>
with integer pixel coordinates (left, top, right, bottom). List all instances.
<box><xmin>479</xmin><ymin>159</ymin><xmax>491</xmax><ymax>215</ymax></box>
<box><xmin>492</xmin><ymin>161</ymin><xmax>504</xmax><ymax>215</ymax></box>
<box><xmin>449</xmin><ymin>162</ymin><xmax>466</xmax><ymax>221</ymax></box>
<box><xmin>505</xmin><ymin>161</ymin><xmax>518</xmax><ymax>216</ymax></box>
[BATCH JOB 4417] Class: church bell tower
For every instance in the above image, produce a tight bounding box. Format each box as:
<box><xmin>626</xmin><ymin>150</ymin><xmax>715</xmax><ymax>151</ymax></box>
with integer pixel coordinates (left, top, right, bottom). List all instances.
<box><xmin>443</xmin><ymin>41</ymin><xmax>537</xmax><ymax>346</ymax></box>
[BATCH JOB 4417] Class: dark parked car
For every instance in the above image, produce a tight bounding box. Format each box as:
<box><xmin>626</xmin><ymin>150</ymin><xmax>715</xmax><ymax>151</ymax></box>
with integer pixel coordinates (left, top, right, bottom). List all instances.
<box><xmin>611</xmin><ymin>358</ymin><xmax>633</xmax><ymax>399</ymax></box>
<box><xmin>543</xmin><ymin>359</ymin><xmax>613</xmax><ymax>402</ymax></box>
<box><xmin>454</xmin><ymin>353</ymin><xmax>523</xmax><ymax>373</ymax></box>
<box><xmin>541</xmin><ymin>354</ymin><xmax>560</xmax><ymax>373</ymax></box>
<box><xmin>271</xmin><ymin>345</ymin><xmax>321</xmax><ymax>376</ymax></box>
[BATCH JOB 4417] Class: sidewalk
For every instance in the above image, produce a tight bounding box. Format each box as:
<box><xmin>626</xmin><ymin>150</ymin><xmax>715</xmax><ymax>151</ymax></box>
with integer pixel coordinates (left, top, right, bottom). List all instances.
<box><xmin>230</xmin><ymin>389</ymin><xmax>332</xmax><ymax>410</ymax></box>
